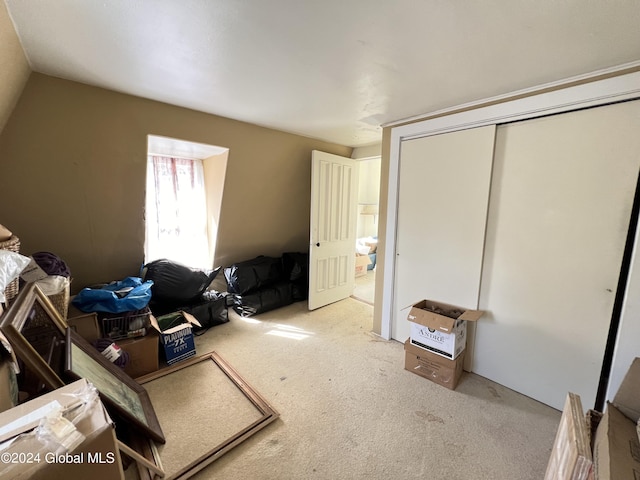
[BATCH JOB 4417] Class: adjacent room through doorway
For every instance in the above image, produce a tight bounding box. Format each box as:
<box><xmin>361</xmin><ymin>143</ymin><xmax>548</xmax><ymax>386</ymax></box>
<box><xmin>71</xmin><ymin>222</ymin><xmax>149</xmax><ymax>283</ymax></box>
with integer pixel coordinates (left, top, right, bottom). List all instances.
<box><xmin>352</xmin><ymin>154</ymin><xmax>381</xmax><ymax>305</ymax></box>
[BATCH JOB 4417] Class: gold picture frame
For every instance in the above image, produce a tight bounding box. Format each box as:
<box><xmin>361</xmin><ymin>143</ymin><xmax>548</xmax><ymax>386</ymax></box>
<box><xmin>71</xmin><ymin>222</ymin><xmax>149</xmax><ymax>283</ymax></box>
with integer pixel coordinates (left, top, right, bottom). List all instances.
<box><xmin>0</xmin><ymin>282</ymin><xmax>68</xmax><ymax>393</ymax></box>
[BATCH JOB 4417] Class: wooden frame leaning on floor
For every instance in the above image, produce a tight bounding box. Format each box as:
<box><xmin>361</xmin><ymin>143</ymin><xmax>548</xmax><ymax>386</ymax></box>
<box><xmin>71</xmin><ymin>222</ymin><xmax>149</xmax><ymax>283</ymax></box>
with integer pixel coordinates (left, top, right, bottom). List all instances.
<box><xmin>136</xmin><ymin>352</ymin><xmax>280</xmax><ymax>480</ymax></box>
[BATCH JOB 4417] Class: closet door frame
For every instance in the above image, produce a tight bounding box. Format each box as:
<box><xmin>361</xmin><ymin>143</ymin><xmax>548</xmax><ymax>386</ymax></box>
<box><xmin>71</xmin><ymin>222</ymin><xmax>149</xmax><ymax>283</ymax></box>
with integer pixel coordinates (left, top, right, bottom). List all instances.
<box><xmin>381</xmin><ymin>62</ymin><xmax>640</xmax><ymax>341</ymax></box>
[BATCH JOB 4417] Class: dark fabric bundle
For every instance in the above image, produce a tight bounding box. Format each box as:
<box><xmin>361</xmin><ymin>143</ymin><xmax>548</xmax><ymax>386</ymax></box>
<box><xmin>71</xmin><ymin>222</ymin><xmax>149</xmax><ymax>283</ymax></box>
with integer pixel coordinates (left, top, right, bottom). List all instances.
<box><xmin>282</xmin><ymin>252</ymin><xmax>309</xmax><ymax>301</ymax></box>
<box><xmin>32</xmin><ymin>251</ymin><xmax>71</xmax><ymax>277</ymax></box>
<box><xmin>185</xmin><ymin>291</ymin><xmax>228</xmax><ymax>332</ymax></box>
<box><xmin>224</xmin><ymin>256</ymin><xmax>284</xmax><ymax>295</ymax></box>
<box><xmin>231</xmin><ymin>281</ymin><xmax>293</xmax><ymax>317</ymax></box>
<box><xmin>141</xmin><ymin>259</ymin><xmax>220</xmax><ymax>303</ymax></box>
<box><xmin>148</xmin><ymin>290</ymin><xmax>229</xmax><ymax>332</ymax></box>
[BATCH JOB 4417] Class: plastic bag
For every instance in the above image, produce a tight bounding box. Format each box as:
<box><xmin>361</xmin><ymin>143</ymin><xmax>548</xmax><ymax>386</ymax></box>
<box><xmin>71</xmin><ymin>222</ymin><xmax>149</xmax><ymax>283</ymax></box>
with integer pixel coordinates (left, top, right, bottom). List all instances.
<box><xmin>224</xmin><ymin>256</ymin><xmax>284</xmax><ymax>295</ymax></box>
<box><xmin>141</xmin><ymin>259</ymin><xmax>220</xmax><ymax>302</ymax></box>
<box><xmin>0</xmin><ymin>251</ymin><xmax>30</xmax><ymax>303</ymax></box>
<box><xmin>231</xmin><ymin>281</ymin><xmax>293</xmax><ymax>317</ymax></box>
<box><xmin>149</xmin><ymin>290</ymin><xmax>228</xmax><ymax>331</ymax></box>
<box><xmin>34</xmin><ymin>275</ymin><xmax>69</xmax><ymax>296</ymax></box>
<box><xmin>71</xmin><ymin>277</ymin><xmax>153</xmax><ymax>313</ymax></box>
<box><xmin>282</xmin><ymin>252</ymin><xmax>309</xmax><ymax>301</ymax></box>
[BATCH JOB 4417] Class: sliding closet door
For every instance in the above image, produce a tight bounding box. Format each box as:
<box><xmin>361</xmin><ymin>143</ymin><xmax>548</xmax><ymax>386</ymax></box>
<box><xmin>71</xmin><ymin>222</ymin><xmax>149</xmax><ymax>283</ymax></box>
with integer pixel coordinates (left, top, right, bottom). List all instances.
<box><xmin>473</xmin><ymin>100</ymin><xmax>640</xmax><ymax>410</ymax></box>
<box><xmin>393</xmin><ymin>126</ymin><xmax>495</xmax><ymax>348</ymax></box>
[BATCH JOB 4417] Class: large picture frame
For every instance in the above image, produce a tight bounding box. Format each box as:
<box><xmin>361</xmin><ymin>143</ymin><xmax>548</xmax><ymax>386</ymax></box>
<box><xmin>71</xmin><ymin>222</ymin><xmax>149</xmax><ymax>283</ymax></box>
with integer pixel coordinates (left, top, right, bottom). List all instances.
<box><xmin>136</xmin><ymin>352</ymin><xmax>279</xmax><ymax>479</ymax></box>
<box><xmin>0</xmin><ymin>282</ymin><xmax>67</xmax><ymax>392</ymax></box>
<box><xmin>64</xmin><ymin>328</ymin><xmax>166</xmax><ymax>444</ymax></box>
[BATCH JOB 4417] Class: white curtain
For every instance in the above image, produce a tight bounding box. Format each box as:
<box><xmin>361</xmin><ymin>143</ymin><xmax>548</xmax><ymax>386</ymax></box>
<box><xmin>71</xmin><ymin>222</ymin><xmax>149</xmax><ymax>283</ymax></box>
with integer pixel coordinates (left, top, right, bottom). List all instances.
<box><xmin>145</xmin><ymin>155</ymin><xmax>210</xmax><ymax>268</ymax></box>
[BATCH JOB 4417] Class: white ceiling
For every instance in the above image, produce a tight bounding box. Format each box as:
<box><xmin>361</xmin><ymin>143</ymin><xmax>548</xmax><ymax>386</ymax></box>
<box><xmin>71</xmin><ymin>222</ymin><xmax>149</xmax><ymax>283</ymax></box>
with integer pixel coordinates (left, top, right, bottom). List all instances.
<box><xmin>5</xmin><ymin>0</ymin><xmax>640</xmax><ymax>148</ymax></box>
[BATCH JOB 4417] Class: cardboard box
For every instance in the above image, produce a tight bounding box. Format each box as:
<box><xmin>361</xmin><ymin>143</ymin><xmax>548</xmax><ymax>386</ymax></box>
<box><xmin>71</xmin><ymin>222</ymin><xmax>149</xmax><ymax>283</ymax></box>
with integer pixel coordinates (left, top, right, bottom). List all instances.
<box><xmin>593</xmin><ymin>403</ymin><xmax>640</xmax><ymax>480</ymax></box>
<box><xmin>355</xmin><ymin>254</ymin><xmax>372</xmax><ymax>277</ymax></box>
<box><xmin>404</xmin><ymin>339</ymin><xmax>464</xmax><ymax>390</ymax></box>
<box><xmin>67</xmin><ymin>312</ymin><xmax>101</xmax><ymax>343</ymax></box>
<box><xmin>407</xmin><ymin>299</ymin><xmax>484</xmax><ymax>359</ymax></box>
<box><xmin>117</xmin><ymin>331</ymin><xmax>159</xmax><ymax>378</ymax></box>
<box><xmin>0</xmin><ymin>379</ymin><xmax>124</xmax><ymax>480</ymax></box>
<box><xmin>150</xmin><ymin>311</ymin><xmax>201</xmax><ymax>365</ymax></box>
<box><xmin>592</xmin><ymin>357</ymin><xmax>640</xmax><ymax>480</ymax></box>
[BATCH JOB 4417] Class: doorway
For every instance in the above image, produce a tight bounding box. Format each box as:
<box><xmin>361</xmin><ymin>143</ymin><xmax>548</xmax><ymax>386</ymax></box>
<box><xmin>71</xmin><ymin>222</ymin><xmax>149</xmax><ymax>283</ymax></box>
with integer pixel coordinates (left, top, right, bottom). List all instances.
<box><xmin>352</xmin><ymin>155</ymin><xmax>381</xmax><ymax>305</ymax></box>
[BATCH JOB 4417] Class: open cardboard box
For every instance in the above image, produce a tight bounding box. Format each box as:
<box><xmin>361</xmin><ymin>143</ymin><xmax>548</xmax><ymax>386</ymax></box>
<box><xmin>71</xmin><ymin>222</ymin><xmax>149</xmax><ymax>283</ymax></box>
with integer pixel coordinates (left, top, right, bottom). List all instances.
<box><xmin>0</xmin><ymin>379</ymin><xmax>124</xmax><ymax>480</ymax></box>
<box><xmin>150</xmin><ymin>311</ymin><xmax>201</xmax><ymax>365</ymax></box>
<box><xmin>406</xmin><ymin>299</ymin><xmax>484</xmax><ymax>359</ymax></box>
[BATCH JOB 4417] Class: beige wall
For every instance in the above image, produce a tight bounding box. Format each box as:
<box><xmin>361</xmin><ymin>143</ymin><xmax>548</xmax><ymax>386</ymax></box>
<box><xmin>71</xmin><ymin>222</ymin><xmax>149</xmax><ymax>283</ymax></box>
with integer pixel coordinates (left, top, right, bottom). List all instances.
<box><xmin>202</xmin><ymin>150</ymin><xmax>229</xmax><ymax>266</ymax></box>
<box><xmin>0</xmin><ymin>1</ymin><xmax>30</xmax><ymax>134</ymax></box>
<box><xmin>0</xmin><ymin>74</ymin><xmax>351</xmax><ymax>292</ymax></box>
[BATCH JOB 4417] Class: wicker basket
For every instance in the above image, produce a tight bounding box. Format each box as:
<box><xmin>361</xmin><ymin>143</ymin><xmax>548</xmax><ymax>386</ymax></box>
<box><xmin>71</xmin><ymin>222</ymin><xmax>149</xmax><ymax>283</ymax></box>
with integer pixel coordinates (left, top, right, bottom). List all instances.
<box><xmin>0</xmin><ymin>235</ymin><xmax>21</xmax><ymax>303</ymax></box>
<box><xmin>42</xmin><ymin>280</ymin><xmax>70</xmax><ymax>320</ymax></box>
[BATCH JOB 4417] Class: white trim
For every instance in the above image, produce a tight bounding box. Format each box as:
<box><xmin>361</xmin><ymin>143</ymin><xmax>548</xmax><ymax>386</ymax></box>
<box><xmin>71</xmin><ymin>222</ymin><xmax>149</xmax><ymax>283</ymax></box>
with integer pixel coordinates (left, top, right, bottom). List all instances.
<box><xmin>380</xmin><ymin>67</ymin><xmax>640</xmax><ymax>340</ymax></box>
<box><xmin>383</xmin><ymin>60</ymin><xmax>640</xmax><ymax>129</ymax></box>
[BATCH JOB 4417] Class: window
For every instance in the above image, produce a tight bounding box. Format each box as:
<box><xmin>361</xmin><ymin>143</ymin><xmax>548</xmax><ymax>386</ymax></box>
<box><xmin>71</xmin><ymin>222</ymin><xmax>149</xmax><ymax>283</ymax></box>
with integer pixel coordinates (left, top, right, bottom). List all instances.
<box><xmin>145</xmin><ymin>155</ymin><xmax>210</xmax><ymax>268</ymax></box>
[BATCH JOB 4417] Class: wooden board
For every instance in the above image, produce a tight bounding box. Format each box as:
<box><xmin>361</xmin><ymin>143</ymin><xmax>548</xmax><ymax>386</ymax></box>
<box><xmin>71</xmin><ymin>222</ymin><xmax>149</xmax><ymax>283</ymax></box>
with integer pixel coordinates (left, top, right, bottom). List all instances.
<box><xmin>544</xmin><ymin>393</ymin><xmax>592</xmax><ymax>480</ymax></box>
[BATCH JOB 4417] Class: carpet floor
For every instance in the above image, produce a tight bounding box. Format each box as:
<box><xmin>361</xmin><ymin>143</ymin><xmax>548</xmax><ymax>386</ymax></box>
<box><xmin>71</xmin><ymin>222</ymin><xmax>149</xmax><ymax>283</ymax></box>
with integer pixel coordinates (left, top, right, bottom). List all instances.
<box><xmin>129</xmin><ymin>296</ymin><xmax>561</xmax><ymax>480</ymax></box>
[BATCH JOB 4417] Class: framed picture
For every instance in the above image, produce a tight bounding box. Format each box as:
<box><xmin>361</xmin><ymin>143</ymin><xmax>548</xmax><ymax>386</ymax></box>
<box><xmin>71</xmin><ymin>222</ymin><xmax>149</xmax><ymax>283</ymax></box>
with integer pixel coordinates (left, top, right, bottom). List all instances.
<box><xmin>0</xmin><ymin>282</ymin><xmax>67</xmax><ymax>393</ymax></box>
<box><xmin>64</xmin><ymin>328</ymin><xmax>166</xmax><ymax>444</ymax></box>
<box><xmin>136</xmin><ymin>352</ymin><xmax>279</xmax><ymax>479</ymax></box>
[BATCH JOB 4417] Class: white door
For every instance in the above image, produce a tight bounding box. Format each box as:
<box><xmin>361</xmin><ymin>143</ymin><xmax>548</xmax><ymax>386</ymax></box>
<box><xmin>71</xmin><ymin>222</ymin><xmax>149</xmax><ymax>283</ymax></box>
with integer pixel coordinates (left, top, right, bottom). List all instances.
<box><xmin>473</xmin><ymin>100</ymin><xmax>640</xmax><ymax>410</ymax></box>
<box><xmin>309</xmin><ymin>150</ymin><xmax>359</xmax><ymax>310</ymax></box>
<box><xmin>393</xmin><ymin>126</ymin><xmax>496</xmax><ymax>360</ymax></box>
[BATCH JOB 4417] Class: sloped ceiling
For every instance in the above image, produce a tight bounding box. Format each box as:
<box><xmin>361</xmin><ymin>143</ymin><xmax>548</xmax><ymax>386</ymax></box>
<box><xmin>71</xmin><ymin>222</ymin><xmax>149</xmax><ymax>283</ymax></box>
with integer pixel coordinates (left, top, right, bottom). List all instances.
<box><xmin>5</xmin><ymin>0</ymin><xmax>640</xmax><ymax>147</ymax></box>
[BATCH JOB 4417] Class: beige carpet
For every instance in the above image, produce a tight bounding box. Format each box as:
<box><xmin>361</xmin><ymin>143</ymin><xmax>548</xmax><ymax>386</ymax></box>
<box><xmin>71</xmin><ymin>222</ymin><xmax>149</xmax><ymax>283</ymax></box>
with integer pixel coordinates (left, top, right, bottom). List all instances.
<box><xmin>130</xmin><ymin>296</ymin><xmax>560</xmax><ymax>479</ymax></box>
<box><xmin>352</xmin><ymin>269</ymin><xmax>376</xmax><ymax>305</ymax></box>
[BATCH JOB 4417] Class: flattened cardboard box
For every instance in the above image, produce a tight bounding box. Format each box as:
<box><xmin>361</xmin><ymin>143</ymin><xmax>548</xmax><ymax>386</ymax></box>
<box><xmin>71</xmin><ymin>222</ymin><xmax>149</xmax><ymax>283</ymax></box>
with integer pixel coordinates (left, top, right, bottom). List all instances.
<box><xmin>407</xmin><ymin>299</ymin><xmax>483</xmax><ymax>359</ymax></box>
<box><xmin>592</xmin><ymin>357</ymin><xmax>640</xmax><ymax>480</ymax></box>
<box><xmin>404</xmin><ymin>339</ymin><xmax>464</xmax><ymax>390</ymax></box>
<box><xmin>593</xmin><ymin>403</ymin><xmax>640</xmax><ymax>480</ymax></box>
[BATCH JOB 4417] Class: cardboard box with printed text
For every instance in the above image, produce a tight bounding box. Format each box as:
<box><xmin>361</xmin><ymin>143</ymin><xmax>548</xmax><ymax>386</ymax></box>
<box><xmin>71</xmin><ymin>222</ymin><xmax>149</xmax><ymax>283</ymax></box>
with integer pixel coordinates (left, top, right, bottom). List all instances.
<box><xmin>407</xmin><ymin>299</ymin><xmax>483</xmax><ymax>359</ymax></box>
<box><xmin>150</xmin><ymin>311</ymin><xmax>201</xmax><ymax>365</ymax></box>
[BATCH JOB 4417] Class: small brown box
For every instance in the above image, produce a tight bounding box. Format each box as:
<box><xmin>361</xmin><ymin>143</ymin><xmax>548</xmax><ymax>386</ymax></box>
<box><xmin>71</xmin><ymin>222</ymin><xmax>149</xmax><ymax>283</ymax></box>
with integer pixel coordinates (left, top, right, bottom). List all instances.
<box><xmin>117</xmin><ymin>331</ymin><xmax>159</xmax><ymax>379</ymax></box>
<box><xmin>404</xmin><ymin>339</ymin><xmax>464</xmax><ymax>390</ymax></box>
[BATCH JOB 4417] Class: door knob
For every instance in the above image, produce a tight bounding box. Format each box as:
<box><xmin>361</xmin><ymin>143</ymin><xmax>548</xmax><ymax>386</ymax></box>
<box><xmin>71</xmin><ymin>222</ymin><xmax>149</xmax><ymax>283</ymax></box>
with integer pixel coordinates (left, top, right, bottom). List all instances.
<box><xmin>316</xmin><ymin>242</ymin><xmax>320</xmax><ymax>247</ymax></box>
